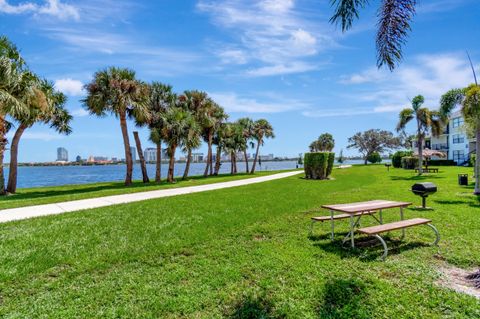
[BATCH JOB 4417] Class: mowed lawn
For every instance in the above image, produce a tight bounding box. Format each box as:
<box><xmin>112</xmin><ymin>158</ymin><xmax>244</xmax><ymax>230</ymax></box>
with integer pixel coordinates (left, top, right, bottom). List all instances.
<box><xmin>0</xmin><ymin>170</ymin><xmax>283</xmax><ymax>210</ymax></box>
<box><xmin>0</xmin><ymin>165</ymin><xmax>479</xmax><ymax>318</ymax></box>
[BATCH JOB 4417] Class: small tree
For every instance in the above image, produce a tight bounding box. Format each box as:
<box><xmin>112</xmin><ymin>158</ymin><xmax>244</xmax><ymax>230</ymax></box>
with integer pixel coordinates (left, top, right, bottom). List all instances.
<box><xmin>337</xmin><ymin>149</ymin><xmax>345</xmax><ymax>164</ymax></box>
<box><xmin>367</xmin><ymin>152</ymin><xmax>382</xmax><ymax>164</ymax></box>
<box><xmin>347</xmin><ymin>129</ymin><xmax>400</xmax><ymax>165</ymax></box>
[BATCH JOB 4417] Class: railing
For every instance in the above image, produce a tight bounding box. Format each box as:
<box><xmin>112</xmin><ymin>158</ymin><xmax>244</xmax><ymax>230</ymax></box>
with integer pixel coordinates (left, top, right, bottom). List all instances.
<box><xmin>431</xmin><ymin>144</ymin><xmax>449</xmax><ymax>151</ymax></box>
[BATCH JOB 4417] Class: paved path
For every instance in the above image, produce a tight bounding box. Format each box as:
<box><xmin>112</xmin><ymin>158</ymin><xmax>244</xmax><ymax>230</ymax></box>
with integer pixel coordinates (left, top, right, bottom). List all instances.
<box><xmin>0</xmin><ymin>170</ymin><xmax>302</xmax><ymax>224</ymax></box>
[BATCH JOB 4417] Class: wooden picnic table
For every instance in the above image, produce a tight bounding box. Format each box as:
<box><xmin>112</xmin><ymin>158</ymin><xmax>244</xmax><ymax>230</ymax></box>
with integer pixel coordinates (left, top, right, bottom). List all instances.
<box><xmin>321</xmin><ymin>200</ymin><xmax>412</xmax><ymax>248</ymax></box>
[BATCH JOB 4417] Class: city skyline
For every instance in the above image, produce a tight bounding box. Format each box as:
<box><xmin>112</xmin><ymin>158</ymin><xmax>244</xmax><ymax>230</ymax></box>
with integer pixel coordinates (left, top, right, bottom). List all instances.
<box><xmin>1</xmin><ymin>0</ymin><xmax>478</xmax><ymax>162</ymax></box>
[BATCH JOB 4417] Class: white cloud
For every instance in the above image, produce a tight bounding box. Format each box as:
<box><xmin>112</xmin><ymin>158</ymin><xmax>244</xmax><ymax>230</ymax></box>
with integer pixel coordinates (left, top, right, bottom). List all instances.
<box><xmin>71</xmin><ymin>108</ymin><xmax>89</xmax><ymax>117</ymax></box>
<box><xmin>338</xmin><ymin>53</ymin><xmax>476</xmax><ymax>112</ymax></box>
<box><xmin>209</xmin><ymin>92</ymin><xmax>307</xmax><ymax>113</ymax></box>
<box><xmin>0</xmin><ymin>0</ymin><xmax>80</xmax><ymax>20</ymax></box>
<box><xmin>198</xmin><ymin>0</ymin><xmax>334</xmax><ymax>76</ymax></box>
<box><xmin>217</xmin><ymin>49</ymin><xmax>249</xmax><ymax>65</ymax></box>
<box><xmin>54</xmin><ymin>78</ymin><xmax>84</xmax><ymax>96</ymax></box>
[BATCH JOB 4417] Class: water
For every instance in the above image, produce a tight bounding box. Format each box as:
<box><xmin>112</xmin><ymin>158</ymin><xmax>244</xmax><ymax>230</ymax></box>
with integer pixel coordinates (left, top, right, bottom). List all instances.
<box><xmin>5</xmin><ymin>159</ymin><xmax>380</xmax><ymax>188</ymax></box>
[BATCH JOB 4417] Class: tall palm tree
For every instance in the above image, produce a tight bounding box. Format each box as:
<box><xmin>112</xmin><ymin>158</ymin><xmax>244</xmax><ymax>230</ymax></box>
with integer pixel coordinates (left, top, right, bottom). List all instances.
<box><xmin>181</xmin><ymin>110</ymin><xmax>202</xmax><ymax>180</ymax></box>
<box><xmin>440</xmin><ymin>84</ymin><xmax>480</xmax><ymax>194</ymax></box>
<box><xmin>330</xmin><ymin>0</ymin><xmax>416</xmax><ymax>70</ymax></box>
<box><xmin>7</xmin><ymin>79</ymin><xmax>72</xmax><ymax>193</ymax></box>
<box><xmin>161</xmin><ymin>106</ymin><xmax>195</xmax><ymax>183</ymax></box>
<box><xmin>396</xmin><ymin>95</ymin><xmax>443</xmax><ymax>175</ymax></box>
<box><xmin>83</xmin><ymin>67</ymin><xmax>149</xmax><ymax>186</ymax></box>
<box><xmin>225</xmin><ymin>122</ymin><xmax>245</xmax><ymax>175</ymax></box>
<box><xmin>0</xmin><ymin>36</ymin><xmax>34</xmax><ymax>194</ymax></box>
<box><xmin>212</xmin><ymin>121</ymin><xmax>228</xmax><ymax>176</ymax></box>
<box><xmin>132</xmin><ymin>131</ymin><xmax>149</xmax><ymax>183</ymax></box>
<box><xmin>146</xmin><ymin>82</ymin><xmax>176</xmax><ymax>183</ymax></box>
<box><xmin>250</xmin><ymin>119</ymin><xmax>275</xmax><ymax>174</ymax></box>
<box><xmin>236</xmin><ymin>117</ymin><xmax>254</xmax><ymax>173</ymax></box>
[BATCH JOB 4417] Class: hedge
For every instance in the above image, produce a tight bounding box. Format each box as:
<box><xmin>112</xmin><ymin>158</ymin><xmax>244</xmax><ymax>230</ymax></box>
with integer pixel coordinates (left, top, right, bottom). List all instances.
<box><xmin>392</xmin><ymin>151</ymin><xmax>413</xmax><ymax>168</ymax></box>
<box><xmin>401</xmin><ymin>156</ymin><xmax>419</xmax><ymax>170</ymax></box>
<box><xmin>367</xmin><ymin>152</ymin><xmax>382</xmax><ymax>164</ymax></box>
<box><xmin>304</xmin><ymin>152</ymin><xmax>335</xmax><ymax>180</ymax></box>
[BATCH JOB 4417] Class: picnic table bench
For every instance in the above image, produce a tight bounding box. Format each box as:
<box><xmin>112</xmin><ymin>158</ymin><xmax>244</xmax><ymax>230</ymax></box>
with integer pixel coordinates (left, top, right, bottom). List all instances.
<box><xmin>310</xmin><ymin>200</ymin><xmax>440</xmax><ymax>260</ymax></box>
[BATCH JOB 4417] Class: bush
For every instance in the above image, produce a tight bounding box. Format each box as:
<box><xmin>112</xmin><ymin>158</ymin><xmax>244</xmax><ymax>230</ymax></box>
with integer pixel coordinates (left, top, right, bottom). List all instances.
<box><xmin>367</xmin><ymin>152</ymin><xmax>382</xmax><ymax>164</ymax></box>
<box><xmin>471</xmin><ymin>154</ymin><xmax>476</xmax><ymax>167</ymax></box>
<box><xmin>392</xmin><ymin>151</ymin><xmax>413</xmax><ymax>168</ymax></box>
<box><xmin>427</xmin><ymin>159</ymin><xmax>456</xmax><ymax>166</ymax></box>
<box><xmin>304</xmin><ymin>152</ymin><xmax>335</xmax><ymax>179</ymax></box>
<box><xmin>401</xmin><ymin>156</ymin><xmax>419</xmax><ymax>170</ymax></box>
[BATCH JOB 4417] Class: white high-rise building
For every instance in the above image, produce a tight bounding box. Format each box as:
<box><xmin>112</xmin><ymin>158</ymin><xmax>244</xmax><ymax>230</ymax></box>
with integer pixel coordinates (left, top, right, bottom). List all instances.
<box><xmin>144</xmin><ymin>148</ymin><xmax>157</xmax><ymax>162</ymax></box>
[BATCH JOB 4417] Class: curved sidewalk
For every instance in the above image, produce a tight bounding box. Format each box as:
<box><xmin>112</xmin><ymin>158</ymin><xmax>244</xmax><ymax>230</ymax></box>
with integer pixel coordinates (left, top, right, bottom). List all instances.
<box><xmin>0</xmin><ymin>170</ymin><xmax>302</xmax><ymax>224</ymax></box>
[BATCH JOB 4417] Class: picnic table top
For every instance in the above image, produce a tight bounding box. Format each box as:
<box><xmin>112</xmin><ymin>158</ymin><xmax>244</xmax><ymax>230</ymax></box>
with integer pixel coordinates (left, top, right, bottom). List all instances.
<box><xmin>321</xmin><ymin>200</ymin><xmax>411</xmax><ymax>214</ymax></box>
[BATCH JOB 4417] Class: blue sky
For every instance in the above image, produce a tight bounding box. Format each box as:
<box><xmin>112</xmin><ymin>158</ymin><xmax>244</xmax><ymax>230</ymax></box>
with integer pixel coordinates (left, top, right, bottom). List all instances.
<box><xmin>1</xmin><ymin>0</ymin><xmax>479</xmax><ymax>162</ymax></box>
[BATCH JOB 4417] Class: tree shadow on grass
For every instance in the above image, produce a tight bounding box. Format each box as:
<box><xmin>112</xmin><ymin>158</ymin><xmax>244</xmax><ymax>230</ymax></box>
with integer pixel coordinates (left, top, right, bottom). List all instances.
<box><xmin>390</xmin><ymin>175</ymin><xmax>444</xmax><ymax>181</ymax></box>
<box><xmin>317</xmin><ymin>278</ymin><xmax>371</xmax><ymax>319</ymax></box>
<box><xmin>226</xmin><ymin>293</ymin><xmax>279</xmax><ymax>319</ymax></box>
<box><xmin>309</xmin><ymin>235</ymin><xmax>430</xmax><ymax>262</ymax></box>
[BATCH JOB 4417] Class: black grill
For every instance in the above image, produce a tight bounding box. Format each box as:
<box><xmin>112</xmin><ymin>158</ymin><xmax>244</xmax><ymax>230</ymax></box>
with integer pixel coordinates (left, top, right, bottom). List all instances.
<box><xmin>411</xmin><ymin>182</ymin><xmax>437</xmax><ymax>208</ymax></box>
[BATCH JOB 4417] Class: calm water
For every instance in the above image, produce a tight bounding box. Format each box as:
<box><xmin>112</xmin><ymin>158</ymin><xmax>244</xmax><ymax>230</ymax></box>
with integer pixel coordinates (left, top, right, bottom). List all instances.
<box><xmin>6</xmin><ymin>159</ymin><xmax>370</xmax><ymax>188</ymax></box>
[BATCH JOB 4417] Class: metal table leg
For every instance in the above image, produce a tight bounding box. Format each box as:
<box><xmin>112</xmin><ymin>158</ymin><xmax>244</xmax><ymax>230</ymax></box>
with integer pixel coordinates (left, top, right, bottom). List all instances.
<box><xmin>330</xmin><ymin>210</ymin><xmax>334</xmax><ymax>241</ymax></box>
<box><xmin>379</xmin><ymin>209</ymin><xmax>383</xmax><ymax>224</ymax></box>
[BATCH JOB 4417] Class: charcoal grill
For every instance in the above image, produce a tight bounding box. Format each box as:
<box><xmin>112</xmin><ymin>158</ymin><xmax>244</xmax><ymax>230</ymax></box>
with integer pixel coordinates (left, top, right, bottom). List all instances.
<box><xmin>411</xmin><ymin>182</ymin><xmax>437</xmax><ymax>209</ymax></box>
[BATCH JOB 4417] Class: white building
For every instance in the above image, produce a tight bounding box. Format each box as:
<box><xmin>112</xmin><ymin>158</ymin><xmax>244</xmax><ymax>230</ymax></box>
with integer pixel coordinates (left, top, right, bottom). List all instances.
<box><xmin>429</xmin><ymin>111</ymin><xmax>475</xmax><ymax>164</ymax></box>
<box><xmin>192</xmin><ymin>153</ymin><xmax>204</xmax><ymax>162</ymax></box>
<box><xmin>144</xmin><ymin>148</ymin><xmax>156</xmax><ymax>162</ymax></box>
<box><xmin>56</xmin><ymin>147</ymin><xmax>68</xmax><ymax>162</ymax></box>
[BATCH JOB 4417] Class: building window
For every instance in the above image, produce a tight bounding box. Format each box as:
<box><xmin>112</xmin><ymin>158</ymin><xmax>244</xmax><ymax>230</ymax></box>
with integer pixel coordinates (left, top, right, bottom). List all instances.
<box><xmin>452</xmin><ymin>134</ymin><xmax>464</xmax><ymax>144</ymax></box>
<box><xmin>452</xmin><ymin>117</ymin><xmax>464</xmax><ymax>128</ymax></box>
<box><xmin>453</xmin><ymin>150</ymin><xmax>465</xmax><ymax>163</ymax></box>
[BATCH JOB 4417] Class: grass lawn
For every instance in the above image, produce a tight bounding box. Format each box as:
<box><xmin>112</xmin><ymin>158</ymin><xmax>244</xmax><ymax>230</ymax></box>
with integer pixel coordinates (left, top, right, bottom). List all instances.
<box><xmin>0</xmin><ymin>170</ymin><xmax>286</xmax><ymax>210</ymax></box>
<box><xmin>0</xmin><ymin>165</ymin><xmax>479</xmax><ymax>318</ymax></box>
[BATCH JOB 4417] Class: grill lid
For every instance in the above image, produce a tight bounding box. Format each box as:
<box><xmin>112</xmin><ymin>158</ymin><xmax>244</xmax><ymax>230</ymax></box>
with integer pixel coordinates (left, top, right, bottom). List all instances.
<box><xmin>411</xmin><ymin>182</ymin><xmax>437</xmax><ymax>194</ymax></box>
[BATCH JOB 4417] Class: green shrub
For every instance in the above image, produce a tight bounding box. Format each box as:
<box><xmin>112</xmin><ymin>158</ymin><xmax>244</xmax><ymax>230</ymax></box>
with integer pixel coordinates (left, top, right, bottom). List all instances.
<box><xmin>304</xmin><ymin>152</ymin><xmax>335</xmax><ymax>180</ymax></box>
<box><xmin>401</xmin><ymin>156</ymin><xmax>419</xmax><ymax>170</ymax></box>
<box><xmin>392</xmin><ymin>151</ymin><xmax>413</xmax><ymax>168</ymax></box>
<box><xmin>427</xmin><ymin>159</ymin><xmax>456</xmax><ymax>166</ymax></box>
<box><xmin>471</xmin><ymin>154</ymin><xmax>476</xmax><ymax>167</ymax></box>
<box><xmin>367</xmin><ymin>152</ymin><xmax>382</xmax><ymax>164</ymax></box>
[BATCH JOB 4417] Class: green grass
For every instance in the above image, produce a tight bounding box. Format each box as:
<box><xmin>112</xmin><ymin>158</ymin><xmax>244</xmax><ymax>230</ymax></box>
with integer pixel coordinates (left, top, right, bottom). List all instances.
<box><xmin>0</xmin><ymin>165</ymin><xmax>479</xmax><ymax>318</ymax></box>
<box><xmin>0</xmin><ymin>170</ymin><xmax>286</xmax><ymax>210</ymax></box>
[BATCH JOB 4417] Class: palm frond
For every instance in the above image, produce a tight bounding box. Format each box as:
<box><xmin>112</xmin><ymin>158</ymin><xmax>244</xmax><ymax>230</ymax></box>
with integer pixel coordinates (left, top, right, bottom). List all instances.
<box><xmin>396</xmin><ymin>108</ymin><xmax>414</xmax><ymax>132</ymax></box>
<box><xmin>376</xmin><ymin>0</ymin><xmax>416</xmax><ymax>71</ymax></box>
<box><xmin>330</xmin><ymin>0</ymin><xmax>370</xmax><ymax>31</ymax></box>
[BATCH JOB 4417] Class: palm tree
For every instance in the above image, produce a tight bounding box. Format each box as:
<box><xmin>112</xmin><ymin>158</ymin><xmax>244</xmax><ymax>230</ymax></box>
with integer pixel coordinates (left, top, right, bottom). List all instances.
<box><xmin>145</xmin><ymin>82</ymin><xmax>176</xmax><ymax>183</ymax></box>
<box><xmin>236</xmin><ymin>117</ymin><xmax>254</xmax><ymax>173</ymax></box>
<box><xmin>440</xmin><ymin>84</ymin><xmax>480</xmax><ymax>194</ymax></box>
<box><xmin>330</xmin><ymin>0</ymin><xmax>416</xmax><ymax>70</ymax></box>
<box><xmin>0</xmin><ymin>36</ymin><xmax>34</xmax><ymax>194</ymax></box>
<box><xmin>83</xmin><ymin>67</ymin><xmax>149</xmax><ymax>186</ymax></box>
<box><xmin>7</xmin><ymin>79</ymin><xmax>72</xmax><ymax>193</ymax></box>
<box><xmin>250</xmin><ymin>119</ymin><xmax>275</xmax><ymax>174</ymax></box>
<box><xmin>132</xmin><ymin>131</ymin><xmax>149</xmax><ymax>183</ymax></box>
<box><xmin>161</xmin><ymin>106</ymin><xmax>195</xmax><ymax>183</ymax></box>
<box><xmin>212</xmin><ymin>121</ymin><xmax>228</xmax><ymax>175</ymax></box>
<box><xmin>310</xmin><ymin>133</ymin><xmax>335</xmax><ymax>152</ymax></box>
<box><xmin>396</xmin><ymin>95</ymin><xmax>444</xmax><ymax>175</ymax></box>
<box><xmin>181</xmin><ymin>112</ymin><xmax>202</xmax><ymax>180</ymax></box>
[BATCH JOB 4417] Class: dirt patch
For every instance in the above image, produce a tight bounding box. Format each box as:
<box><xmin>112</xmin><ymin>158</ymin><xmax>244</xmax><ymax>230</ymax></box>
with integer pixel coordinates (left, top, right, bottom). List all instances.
<box><xmin>437</xmin><ymin>264</ymin><xmax>480</xmax><ymax>299</ymax></box>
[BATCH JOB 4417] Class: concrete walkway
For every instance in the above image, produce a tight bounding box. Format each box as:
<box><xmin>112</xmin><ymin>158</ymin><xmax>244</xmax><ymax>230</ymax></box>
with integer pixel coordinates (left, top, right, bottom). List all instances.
<box><xmin>0</xmin><ymin>170</ymin><xmax>302</xmax><ymax>224</ymax></box>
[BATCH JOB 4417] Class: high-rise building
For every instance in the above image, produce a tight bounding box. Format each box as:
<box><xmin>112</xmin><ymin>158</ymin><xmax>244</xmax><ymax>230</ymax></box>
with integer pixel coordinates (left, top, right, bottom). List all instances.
<box><xmin>144</xmin><ymin>148</ymin><xmax>157</xmax><ymax>162</ymax></box>
<box><xmin>130</xmin><ymin>147</ymin><xmax>137</xmax><ymax>161</ymax></box>
<box><xmin>57</xmin><ymin>147</ymin><xmax>68</xmax><ymax>162</ymax></box>
<box><xmin>192</xmin><ymin>153</ymin><xmax>204</xmax><ymax>162</ymax></box>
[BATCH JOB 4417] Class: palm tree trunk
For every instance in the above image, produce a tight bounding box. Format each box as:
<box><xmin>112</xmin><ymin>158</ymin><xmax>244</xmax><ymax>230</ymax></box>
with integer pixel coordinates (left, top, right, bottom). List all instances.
<box><xmin>155</xmin><ymin>142</ymin><xmax>161</xmax><ymax>183</ymax></box>
<box><xmin>214</xmin><ymin>146</ymin><xmax>221</xmax><ymax>175</ymax></box>
<box><xmin>230</xmin><ymin>151</ymin><xmax>234</xmax><ymax>174</ymax></box>
<box><xmin>133</xmin><ymin>131</ymin><xmax>149</xmax><ymax>183</ymax></box>
<box><xmin>6</xmin><ymin>123</ymin><xmax>26</xmax><ymax>194</ymax></box>
<box><xmin>364</xmin><ymin>155</ymin><xmax>368</xmax><ymax>165</ymax></box>
<box><xmin>204</xmin><ymin>131</ymin><xmax>212</xmax><ymax>177</ymax></box>
<box><xmin>250</xmin><ymin>140</ymin><xmax>262</xmax><ymax>174</ymax></box>
<box><xmin>0</xmin><ymin>115</ymin><xmax>7</xmax><ymax>195</ymax></box>
<box><xmin>244</xmin><ymin>149</ymin><xmax>249</xmax><ymax>173</ymax></box>
<box><xmin>233</xmin><ymin>152</ymin><xmax>237</xmax><ymax>174</ymax></box>
<box><xmin>120</xmin><ymin>114</ymin><xmax>133</xmax><ymax>186</ymax></box>
<box><xmin>183</xmin><ymin>148</ymin><xmax>192</xmax><ymax>180</ymax></box>
<box><xmin>418</xmin><ymin>135</ymin><xmax>424</xmax><ymax>175</ymax></box>
<box><xmin>474</xmin><ymin>124</ymin><xmax>480</xmax><ymax>195</ymax></box>
<box><xmin>168</xmin><ymin>145</ymin><xmax>176</xmax><ymax>183</ymax></box>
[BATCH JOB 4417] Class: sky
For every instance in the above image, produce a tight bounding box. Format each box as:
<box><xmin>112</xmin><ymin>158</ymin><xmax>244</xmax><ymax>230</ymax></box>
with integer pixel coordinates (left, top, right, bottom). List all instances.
<box><xmin>0</xmin><ymin>0</ymin><xmax>479</xmax><ymax>162</ymax></box>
